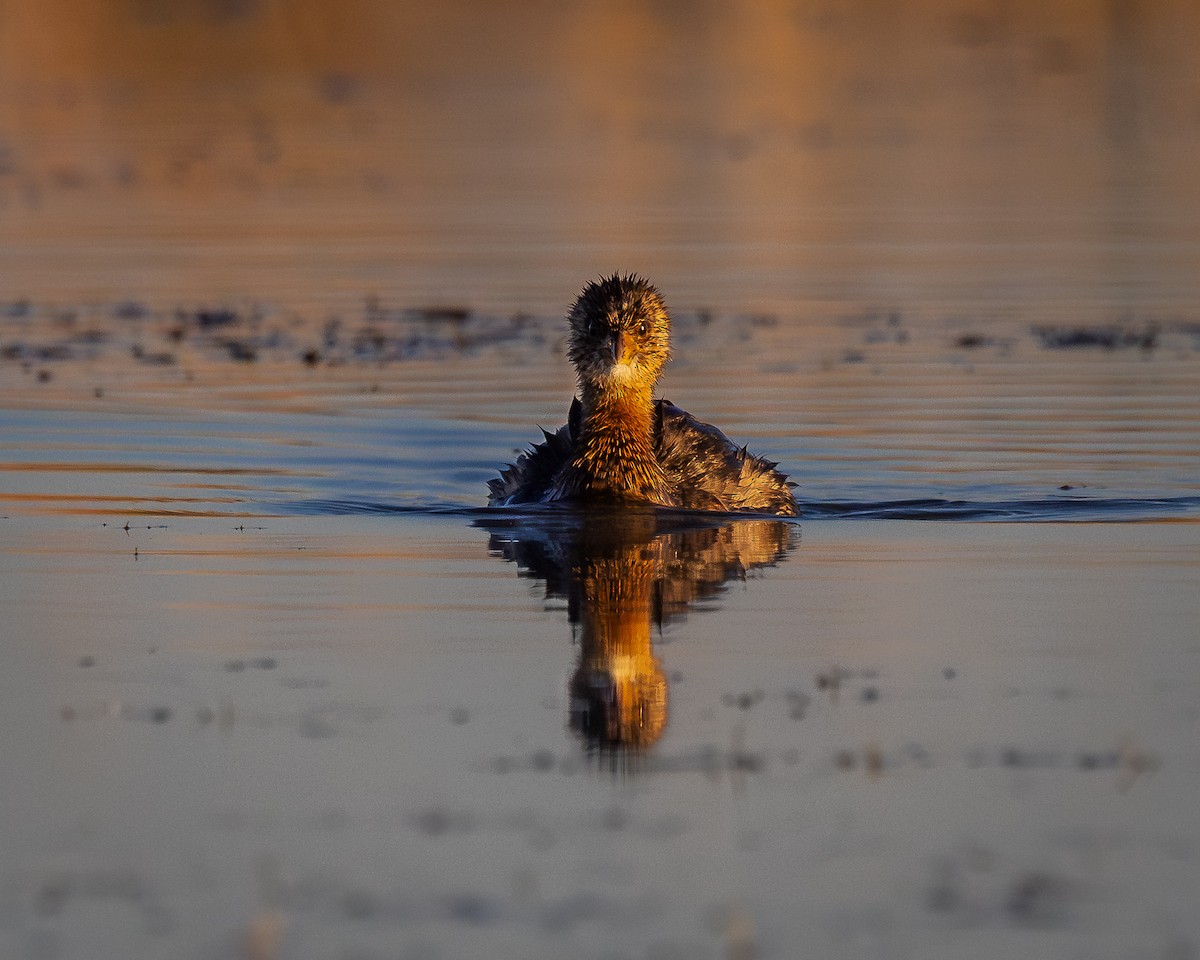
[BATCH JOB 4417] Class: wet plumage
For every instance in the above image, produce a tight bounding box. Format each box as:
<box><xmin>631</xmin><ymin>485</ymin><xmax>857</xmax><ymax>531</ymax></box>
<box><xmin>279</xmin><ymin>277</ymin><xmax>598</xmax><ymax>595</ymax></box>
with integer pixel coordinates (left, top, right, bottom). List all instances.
<box><xmin>489</xmin><ymin>274</ymin><xmax>798</xmax><ymax>517</ymax></box>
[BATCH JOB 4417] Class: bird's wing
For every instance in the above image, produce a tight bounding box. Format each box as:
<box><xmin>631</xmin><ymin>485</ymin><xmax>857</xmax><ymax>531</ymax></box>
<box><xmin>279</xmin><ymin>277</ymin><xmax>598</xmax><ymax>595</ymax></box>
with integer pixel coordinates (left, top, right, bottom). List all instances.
<box><xmin>656</xmin><ymin>400</ymin><xmax>798</xmax><ymax>516</ymax></box>
<box><xmin>487</xmin><ymin>405</ymin><xmax>577</xmax><ymax>505</ymax></box>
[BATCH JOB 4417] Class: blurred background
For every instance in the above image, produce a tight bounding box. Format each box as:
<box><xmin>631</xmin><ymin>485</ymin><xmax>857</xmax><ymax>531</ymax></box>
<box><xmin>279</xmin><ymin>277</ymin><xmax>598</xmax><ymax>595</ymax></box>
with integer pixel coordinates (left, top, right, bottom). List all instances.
<box><xmin>2</xmin><ymin>0</ymin><xmax>1198</xmax><ymax>319</ymax></box>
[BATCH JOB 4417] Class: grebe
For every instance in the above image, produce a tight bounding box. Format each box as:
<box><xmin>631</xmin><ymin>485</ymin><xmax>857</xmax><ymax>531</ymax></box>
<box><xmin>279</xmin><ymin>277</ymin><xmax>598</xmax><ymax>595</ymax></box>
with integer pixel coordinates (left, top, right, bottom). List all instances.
<box><xmin>488</xmin><ymin>274</ymin><xmax>797</xmax><ymax>516</ymax></box>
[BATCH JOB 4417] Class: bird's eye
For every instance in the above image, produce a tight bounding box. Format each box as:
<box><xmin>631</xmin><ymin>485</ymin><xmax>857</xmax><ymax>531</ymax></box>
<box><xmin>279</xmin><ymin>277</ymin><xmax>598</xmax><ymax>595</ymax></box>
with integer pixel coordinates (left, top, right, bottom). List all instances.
<box><xmin>637</xmin><ymin>321</ymin><xmax>648</xmax><ymax>337</ymax></box>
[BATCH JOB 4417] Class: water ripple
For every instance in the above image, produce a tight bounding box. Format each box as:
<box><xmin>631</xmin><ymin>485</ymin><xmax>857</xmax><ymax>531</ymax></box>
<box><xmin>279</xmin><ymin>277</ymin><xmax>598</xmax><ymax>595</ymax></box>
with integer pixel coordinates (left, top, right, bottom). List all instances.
<box><xmin>281</xmin><ymin>496</ymin><xmax>1200</xmax><ymax>523</ymax></box>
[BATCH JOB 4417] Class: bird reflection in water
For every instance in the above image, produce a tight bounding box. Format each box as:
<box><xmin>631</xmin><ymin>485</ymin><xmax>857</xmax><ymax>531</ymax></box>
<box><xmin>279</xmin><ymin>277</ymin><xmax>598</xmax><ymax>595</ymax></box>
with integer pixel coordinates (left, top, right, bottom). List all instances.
<box><xmin>478</xmin><ymin>507</ymin><xmax>795</xmax><ymax>759</ymax></box>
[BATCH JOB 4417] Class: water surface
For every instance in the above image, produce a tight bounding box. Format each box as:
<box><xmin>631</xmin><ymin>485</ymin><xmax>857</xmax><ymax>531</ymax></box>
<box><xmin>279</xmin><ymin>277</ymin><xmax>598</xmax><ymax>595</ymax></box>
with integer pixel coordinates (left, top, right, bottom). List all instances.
<box><xmin>3</xmin><ymin>300</ymin><xmax>1198</xmax><ymax>960</ymax></box>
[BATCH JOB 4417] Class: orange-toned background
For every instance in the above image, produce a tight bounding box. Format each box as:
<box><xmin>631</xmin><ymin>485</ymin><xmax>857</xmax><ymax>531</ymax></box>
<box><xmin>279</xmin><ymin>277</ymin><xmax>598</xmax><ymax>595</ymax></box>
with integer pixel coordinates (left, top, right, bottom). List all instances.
<box><xmin>2</xmin><ymin>1</ymin><xmax>1198</xmax><ymax>314</ymax></box>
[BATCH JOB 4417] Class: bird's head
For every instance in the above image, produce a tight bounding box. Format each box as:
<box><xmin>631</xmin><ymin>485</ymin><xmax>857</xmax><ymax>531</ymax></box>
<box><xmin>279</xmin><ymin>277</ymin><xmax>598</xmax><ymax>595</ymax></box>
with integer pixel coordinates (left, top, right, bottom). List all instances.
<box><xmin>567</xmin><ymin>274</ymin><xmax>671</xmax><ymax>396</ymax></box>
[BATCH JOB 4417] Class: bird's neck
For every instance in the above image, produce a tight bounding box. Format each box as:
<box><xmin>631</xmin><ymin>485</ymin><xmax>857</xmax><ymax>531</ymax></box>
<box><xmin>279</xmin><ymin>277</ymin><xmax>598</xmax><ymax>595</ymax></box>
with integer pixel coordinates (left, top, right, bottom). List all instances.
<box><xmin>568</xmin><ymin>381</ymin><xmax>666</xmax><ymax>500</ymax></box>
<box><xmin>578</xmin><ymin>381</ymin><xmax>656</xmax><ymax>446</ymax></box>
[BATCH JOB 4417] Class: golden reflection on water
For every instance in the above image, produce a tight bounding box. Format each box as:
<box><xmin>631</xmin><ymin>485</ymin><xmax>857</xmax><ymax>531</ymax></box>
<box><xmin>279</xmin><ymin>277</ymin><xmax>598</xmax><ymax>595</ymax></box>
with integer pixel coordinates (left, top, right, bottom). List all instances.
<box><xmin>482</xmin><ymin>508</ymin><xmax>795</xmax><ymax>755</ymax></box>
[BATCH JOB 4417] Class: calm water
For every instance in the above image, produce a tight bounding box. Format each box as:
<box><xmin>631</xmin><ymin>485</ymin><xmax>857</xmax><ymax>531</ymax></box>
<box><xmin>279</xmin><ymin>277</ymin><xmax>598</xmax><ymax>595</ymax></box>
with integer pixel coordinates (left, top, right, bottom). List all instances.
<box><xmin>2</xmin><ymin>2</ymin><xmax>1200</xmax><ymax>958</ymax></box>
<box><xmin>1</xmin><ymin>509</ymin><xmax>1198</xmax><ymax>959</ymax></box>
<box><xmin>2</xmin><ymin>296</ymin><xmax>1198</xmax><ymax>960</ymax></box>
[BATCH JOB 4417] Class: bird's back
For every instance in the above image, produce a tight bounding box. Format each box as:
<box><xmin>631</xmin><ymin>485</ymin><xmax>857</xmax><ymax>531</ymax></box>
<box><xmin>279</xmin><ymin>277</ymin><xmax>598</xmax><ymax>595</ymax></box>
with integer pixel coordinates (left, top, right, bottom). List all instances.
<box><xmin>655</xmin><ymin>401</ymin><xmax>797</xmax><ymax>516</ymax></box>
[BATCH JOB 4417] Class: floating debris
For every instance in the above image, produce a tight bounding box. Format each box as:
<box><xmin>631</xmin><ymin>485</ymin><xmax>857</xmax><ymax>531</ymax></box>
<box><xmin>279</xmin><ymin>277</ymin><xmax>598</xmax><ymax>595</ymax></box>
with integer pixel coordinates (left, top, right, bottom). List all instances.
<box><xmin>112</xmin><ymin>300</ymin><xmax>148</xmax><ymax>320</ymax></box>
<box><xmin>1033</xmin><ymin>324</ymin><xmax>1158</xmax><ymax>350</ymax></box>
<box><xmin>222</xmin><ymin>339</ymin><xmax>258</xmax><ymax>363</ymax></box>
<box><xmin>785</xmin><ymin>689</ymin><xmax>811</xmax><ymax>720</ymax></box>
<box><xmin>194</xmin><ymin>308</ymin><xmax>240</xmax><ymax>330</ymax></box>
<box><xmin>405</xmin><ymin>305</ymin><xmax>471</xmax><ymax>324</ymax></box>
<box><xmin>722</xmin><ymin>689</ymin><xmax>765</xmax><ymax>711</ymax></box>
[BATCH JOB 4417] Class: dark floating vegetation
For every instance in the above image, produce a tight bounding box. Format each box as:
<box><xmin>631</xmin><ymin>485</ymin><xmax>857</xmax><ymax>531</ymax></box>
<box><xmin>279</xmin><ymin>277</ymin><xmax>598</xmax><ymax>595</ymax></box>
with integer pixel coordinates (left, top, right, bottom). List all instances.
<box><xmin>1033</xmin><ymin>323</ymin><xmax>1159</xmax><ymax>350</ymax></box>
<box><xmin>0</xmin><ymin>297</ymin><xmax>550</xmax><ymax>378</ymax></box>
<box><xmin>1</xmin><ymin>296</ymin><xmax>1198</xmax><ymax>386</ymax></box>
